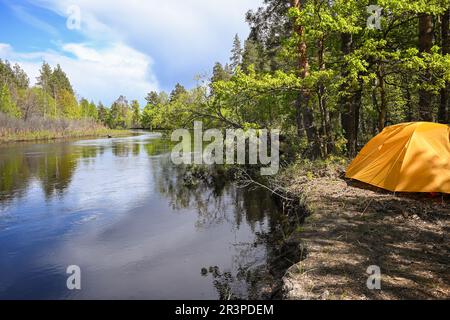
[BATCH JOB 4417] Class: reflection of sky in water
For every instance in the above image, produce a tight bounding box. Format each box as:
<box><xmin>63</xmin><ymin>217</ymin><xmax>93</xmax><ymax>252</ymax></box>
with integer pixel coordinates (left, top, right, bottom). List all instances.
<box><xmin>0</xmin><ymin>134</ymin><xmax>279</xmax><ymax>299</ymax></box>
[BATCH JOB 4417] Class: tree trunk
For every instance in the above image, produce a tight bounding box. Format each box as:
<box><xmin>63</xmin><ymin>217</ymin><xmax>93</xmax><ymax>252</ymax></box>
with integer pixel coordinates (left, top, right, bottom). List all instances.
<box><xmin>418</xmin><ymin>14</ymin><xmax>434</xmax><ymax>121</ymax></box>
<box><xmin>377</xmin><ymin>67</ymin><xmax>387</xmax><ymax>131</ymax></box>
<box><xmin>317</xmin><ymin>35</ymin><xmax>332</xmax><ymax>156</ymax></box>
<box><xmin>405</xmin><ymin>86</ymin><xmax>413</xmax><ymax>122</ymax></box>
<box><xmin>290</xmin><ymin>0</ymin><xmax>318</xmax><ymax>157</ymax></box>
<box><xmin>439</xmin><ymin>10</ymin><xmax>449</xmax><ymax>124</ymax></box>
<box><xmin>340</xmin><ymin>33</ymin><xmax>361</xmax><ymax>157</ymax></box>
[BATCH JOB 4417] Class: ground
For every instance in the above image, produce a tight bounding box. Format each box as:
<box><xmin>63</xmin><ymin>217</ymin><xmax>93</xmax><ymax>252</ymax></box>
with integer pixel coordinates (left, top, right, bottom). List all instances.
<box><xmin>281</xmin><ymin>165</ymin><xmax>449</xmax><ymax>300</ymax></box>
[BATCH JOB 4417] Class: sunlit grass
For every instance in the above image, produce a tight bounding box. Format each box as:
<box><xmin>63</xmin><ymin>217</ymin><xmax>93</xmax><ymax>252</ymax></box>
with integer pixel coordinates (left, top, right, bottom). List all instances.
<box><xmin>0</xmin><ymin>112</ymin><xmax>131</xmax><ymax>143</ymax></box>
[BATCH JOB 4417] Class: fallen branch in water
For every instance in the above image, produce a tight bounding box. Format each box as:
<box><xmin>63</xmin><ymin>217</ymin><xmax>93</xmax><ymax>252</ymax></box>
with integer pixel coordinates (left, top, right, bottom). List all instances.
<box><xmin>235</xmin><ymin>167</ymin><xmax>294</xmax><ymax>202</ymax></box>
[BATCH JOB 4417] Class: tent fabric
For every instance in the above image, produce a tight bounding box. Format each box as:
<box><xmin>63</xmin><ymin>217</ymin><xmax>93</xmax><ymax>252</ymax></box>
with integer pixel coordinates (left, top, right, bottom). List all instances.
<box><xmin>346</xmin><ymin>122</ymin><xmax>450</xmax><ymax>193</ymax></box>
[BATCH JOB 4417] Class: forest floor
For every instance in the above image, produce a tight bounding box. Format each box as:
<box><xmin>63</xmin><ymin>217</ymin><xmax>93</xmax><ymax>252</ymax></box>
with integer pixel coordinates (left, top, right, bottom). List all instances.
<box><xmin>281</xmin><ymin>163</ymin><xmax>449</xmax><ymax>300</ymax></box>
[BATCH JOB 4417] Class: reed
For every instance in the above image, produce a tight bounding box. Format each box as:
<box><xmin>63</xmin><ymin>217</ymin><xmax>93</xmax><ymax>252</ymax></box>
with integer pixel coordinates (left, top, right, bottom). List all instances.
<box><xmin>0</xmin><ymin>112</ymin><xmax>127</xmax><ymax>143</ymax></box>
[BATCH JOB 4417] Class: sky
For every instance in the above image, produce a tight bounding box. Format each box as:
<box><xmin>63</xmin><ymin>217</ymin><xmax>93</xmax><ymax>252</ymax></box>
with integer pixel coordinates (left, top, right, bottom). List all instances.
<box><xmin>0</xmin><ymin>0</ymin><xmax>262</xmax><ymax>105</ymax></box>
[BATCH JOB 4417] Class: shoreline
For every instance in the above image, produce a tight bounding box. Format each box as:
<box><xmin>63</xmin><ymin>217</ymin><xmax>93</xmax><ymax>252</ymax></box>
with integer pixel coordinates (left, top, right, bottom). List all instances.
<box><xmin>0</xmin><ymin>129</ymin><xmax>135</xmax><ymax>145</ymax></box>
<box><xmin>280</xmin><ymin>165</ymin><xmax>449</xmax><ymax>300</ymax></box>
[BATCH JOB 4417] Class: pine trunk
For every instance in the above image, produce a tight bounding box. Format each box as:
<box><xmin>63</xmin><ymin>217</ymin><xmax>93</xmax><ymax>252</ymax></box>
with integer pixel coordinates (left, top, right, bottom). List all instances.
<box><xmin>418</xmin><ymin>14</ymin><xmax>434</xmax><ymax>122</ymax></box>
<box><xmin>340</xmin><ymin>33</ymin><xmax>361</xmax><ymax>157</ymax></box>
<box><xmin>439</xmin><ymin>10</ymin><xmax>449</xmax><ymax>124</ymax></box>
<box><xmin>290</xmin><ymin>0</ymin><xmax>318</xmax><ymax>157</ymax></box>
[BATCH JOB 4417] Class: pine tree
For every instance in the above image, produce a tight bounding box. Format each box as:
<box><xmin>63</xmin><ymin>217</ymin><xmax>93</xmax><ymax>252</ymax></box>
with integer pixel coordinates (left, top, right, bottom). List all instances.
<box><xmin>170</xmin><ymin>83</ymin><xmax>187</xmax><ymax>102</ymax></box>
<box><xmin>418</xmin><ymin>14</ymin><xmax>434</xmax><ymax>121</ymax></box>
<box><xmin>36</xmin><ymin>62</ymin><xmax>53</xmax><ymax>93</ymax></box>
<box><xmin>145</xmin><ymin>91</ymin><xmax>160</xmax><ymax>106</ymax></box>
<box><xmin>439</xmin><ymin>9</ymin><xmax>450</xmax><ymax>124</ymax></box>
<box><xmin>12</xmin><ymin>64</ymin><xmax>29</xmax><ymax>89</ymax></box>
<box><xmin>52</xmin><ymin>64</ymin><xmax>74</xmax><ymax>95</ymax></box>
<box><xmin>230</xmin><ymin>34</ymin><xmax>243</xmax><ymax>71</ymax></box>
<box><xmin>241</xmin><ymin>39</ymin><xmax>261</xmax><ymax>72</ymax></box>
<box><xmin>211</xmin><ymin>62</ymin><xmax>231</xmax><ymax>83</ymax></box>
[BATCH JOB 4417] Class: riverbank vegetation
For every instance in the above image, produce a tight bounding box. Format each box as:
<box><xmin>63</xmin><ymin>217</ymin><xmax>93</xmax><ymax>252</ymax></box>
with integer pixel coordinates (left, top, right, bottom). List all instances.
<box><xmin>0</xmin><ymin>60</ymin><xmax>136</xmax><ymax>142</ymax></box>
<box><xmin>0</xmin><ymin>112</ymin><xmax>127</xmax><ymax>143</ymax></box>
<box><xmin>139</xmin><ymin>0</ymin><xmax>449</xmax><ymax>160</ymax></box>
<box><xmin>2</xmin><ymin>1</ymin><xmax>448</xmax><ymax>148</ymax></box>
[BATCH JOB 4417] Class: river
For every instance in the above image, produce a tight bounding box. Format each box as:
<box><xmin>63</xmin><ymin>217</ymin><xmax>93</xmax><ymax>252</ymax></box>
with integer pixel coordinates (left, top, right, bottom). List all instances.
<box><xmin>0</xmin><ymin>133</ymin><xmax>287</xmax><ymax>299</ymax></box>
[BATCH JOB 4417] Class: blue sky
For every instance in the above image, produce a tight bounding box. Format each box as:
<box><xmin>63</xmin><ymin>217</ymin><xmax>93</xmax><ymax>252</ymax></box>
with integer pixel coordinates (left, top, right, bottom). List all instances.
<box><xmin>0</xmin><ymin>0</ymin><xmax>262</xmax><ymax>105</ymax></box>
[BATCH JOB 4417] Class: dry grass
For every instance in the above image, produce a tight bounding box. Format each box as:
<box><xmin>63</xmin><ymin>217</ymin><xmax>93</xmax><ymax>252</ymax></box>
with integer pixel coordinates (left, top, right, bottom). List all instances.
<box><xmin>0</xmin><ymin>112</ymin><xmax>127</xmax><ymax>142</ymax></box>
<box><xmin>281</xmin><ymin>161</ymin><xmax>449</xmax><ymax>300</ymax></box>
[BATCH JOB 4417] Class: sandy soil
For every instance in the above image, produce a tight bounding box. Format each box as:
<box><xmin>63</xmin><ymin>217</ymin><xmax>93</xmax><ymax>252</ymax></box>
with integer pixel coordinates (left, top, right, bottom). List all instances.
<box><xmin>282</xmin><ymin>172</ymin><xmax>449</xmax><ymax>300</ymax></box>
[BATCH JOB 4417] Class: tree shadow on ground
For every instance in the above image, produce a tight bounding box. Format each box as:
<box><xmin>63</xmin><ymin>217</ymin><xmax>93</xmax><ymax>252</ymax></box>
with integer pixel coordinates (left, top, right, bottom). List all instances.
<box><xmin>284</xmin><ymin>176</ymin><xmax>449</xmax><ymax>300</ymax></box>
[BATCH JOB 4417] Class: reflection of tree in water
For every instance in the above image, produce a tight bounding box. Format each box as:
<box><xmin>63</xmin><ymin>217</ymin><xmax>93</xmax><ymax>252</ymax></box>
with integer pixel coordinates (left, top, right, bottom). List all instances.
<box><xmin>0</xmin><ymin>144</ymin><xmax>102</xmax><ymax>204</ymax></box>
<box><xmin>112</xmin><ymin>142</ymin><xmax>141</xmax><ymax>157</ymax></box>
<box><xmin>0</xmin><ymin>136</ymin><xmax>172</xmax><ymax>206</ymax></box>
<box><xmin>148</xmin><ymin>148</ymin><xmax>300</xmax><ymax>299</ymax></box>
<box><xmin>151</xmin><ymin>156</ymin><xmax>280</xmax><ymax>231</ymax></box>
<box><xmin>201</xmin><ymin>266</ymin><xmax>236</xmax><ymax>300</ymax></box>
<box><xmin>36</xmin><ymin>149</ymin><xmax>77</xmax><ymax>198</ymax></box>
<box><xmin>200</xmin><ymin>217</ymin><xmax>303</xmax><ymax>300</ymax></box>
<box><xmin>144</xmin><ymin>138</ymin><xmax>174</xmax><ymax>157</ymax></box>
<box><xmin>0</xmin><ymin>145</ymin><xmax>78</xmax><ymax>202</ymax></box>
<box><xmin>0</xmin><ymin>149</ymin><xmax>31</xmax><ymax>203</ymax></box>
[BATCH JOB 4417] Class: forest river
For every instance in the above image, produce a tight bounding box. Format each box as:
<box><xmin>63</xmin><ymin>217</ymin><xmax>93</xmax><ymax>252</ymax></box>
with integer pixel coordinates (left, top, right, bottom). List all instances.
<box><xmin>0</xmin><ymin>133</ymin><xmax>288</xmax><ymax>299</ymax></box>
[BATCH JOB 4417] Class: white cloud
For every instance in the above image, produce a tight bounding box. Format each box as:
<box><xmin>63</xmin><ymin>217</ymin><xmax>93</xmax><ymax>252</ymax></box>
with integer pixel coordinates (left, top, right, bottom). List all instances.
<box><xmin>28</xmin><ymin>0</ymin><xmax>262</xmax><ymax>81</ymax></box>
<box><xmin>0</xmin><ymin>43</ymin><xmax>13</xmax><ymax>56</ymax></box>
<box><xmin>1</xmin><ymin>42</ymin><xmax>159</xmax><ymax>106</ymax></box>
<box><xmin>4</xmin><ymin>0</ymin><xmax>263</xmax><ymax>103</ymax></box>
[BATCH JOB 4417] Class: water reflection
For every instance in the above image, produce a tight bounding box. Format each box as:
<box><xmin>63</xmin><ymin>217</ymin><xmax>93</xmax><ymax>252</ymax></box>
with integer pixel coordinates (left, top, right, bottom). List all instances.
<box><xmin>0</xmin><ymin>133</ymin><xmax>287</xmax><ymax>299</ymax></box>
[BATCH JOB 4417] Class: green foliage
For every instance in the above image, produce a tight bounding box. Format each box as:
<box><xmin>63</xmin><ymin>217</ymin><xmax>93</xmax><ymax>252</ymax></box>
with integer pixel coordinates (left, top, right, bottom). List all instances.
<box><xmin>0</xmin><ymin>84</ymin><xmax>21</xmax><ymax>118</ymax></box>
<box><xmin>211</xmin><ymin>62</ymin><xmax>232</xmax><ymax>83</ymax></box>
<box><xmin>59</xmin><ymin>90</ymin><xmax>80</xmax><ymax>119</ymax></box>
<box><xmin>97</xmin><ymin>102</ymin><xmax>109</xmax><ymax>126</ymax></box>
<box><xmin>1</xmin><ymin>60</ymin><xmax>29</xmax><ymax>90</ymax></box>
<box><xmin>131</xmin><ymin>100</ymin><xmax>141</xmax><ymax>128</ymax></box>
<box><xmin>170</xmin><ymin>83</ymin><xmax>188</xmax><ymax>102</ymax></box>
<box><xmin>79</xmin><ymin>98</ymin><xmax>97</xmax><ymax>119</ymax></box>
<box><xmin>2</xmin><ymin>0</ymin><xmax>449</xmax><ymax>153</ymax></box>
<box><xmin>108</xmin><ymin>96</ymin><xmax>132</xmax><ymax>129</ymax></box>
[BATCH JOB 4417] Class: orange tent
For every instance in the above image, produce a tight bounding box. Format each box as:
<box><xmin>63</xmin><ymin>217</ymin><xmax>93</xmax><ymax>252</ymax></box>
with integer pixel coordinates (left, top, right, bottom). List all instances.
<box><xmin>346</xmin><ymin>122</ymin><xmax>450</xmax><ymax>193</ymax></box>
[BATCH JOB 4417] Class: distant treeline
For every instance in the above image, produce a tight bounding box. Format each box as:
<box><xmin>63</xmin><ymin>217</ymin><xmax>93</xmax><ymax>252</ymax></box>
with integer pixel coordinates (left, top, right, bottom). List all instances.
<box><xmin>0</xmin><ymin>59</ymin><xmax>141</xmax><ymax>130</ymax></box>
<box><xmin>0</xmin><ymin>58</ymin><xmax>201</xmax><ymax>131</ymax></box>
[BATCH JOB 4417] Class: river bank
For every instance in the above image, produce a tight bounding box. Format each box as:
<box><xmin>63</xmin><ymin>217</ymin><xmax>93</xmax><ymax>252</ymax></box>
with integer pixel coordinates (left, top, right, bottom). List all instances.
<box><xmin>0</xmin><ymin>128</ymin><xmax>133</xmax><ymax>144</ymax></box>
<box><xmin>279</xmin><ymin>160</ymin><xmax>449</xmax><ymax>300</ymax></box>
<box><xmin>0</xmin><ymin>112</ymin><xmax>134</xmax><ymax>143</ymax></box>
